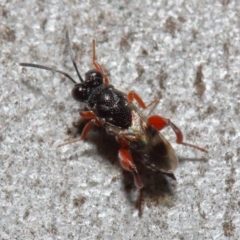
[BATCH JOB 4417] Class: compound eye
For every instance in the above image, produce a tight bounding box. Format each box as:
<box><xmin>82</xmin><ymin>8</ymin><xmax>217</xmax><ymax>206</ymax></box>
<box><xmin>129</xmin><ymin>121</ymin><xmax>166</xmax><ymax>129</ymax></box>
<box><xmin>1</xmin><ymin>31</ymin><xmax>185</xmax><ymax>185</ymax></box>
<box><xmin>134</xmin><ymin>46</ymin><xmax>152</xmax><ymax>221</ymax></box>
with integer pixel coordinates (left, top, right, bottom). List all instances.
<box><xmin>85</xmin><ymin>69</ymin><xmax>103</xmax><ymax>86</ymax></box>
<box><xmin>72</xmin><ymin>83</ymin><xmax>89</xmax><ymax>102</ymax></box>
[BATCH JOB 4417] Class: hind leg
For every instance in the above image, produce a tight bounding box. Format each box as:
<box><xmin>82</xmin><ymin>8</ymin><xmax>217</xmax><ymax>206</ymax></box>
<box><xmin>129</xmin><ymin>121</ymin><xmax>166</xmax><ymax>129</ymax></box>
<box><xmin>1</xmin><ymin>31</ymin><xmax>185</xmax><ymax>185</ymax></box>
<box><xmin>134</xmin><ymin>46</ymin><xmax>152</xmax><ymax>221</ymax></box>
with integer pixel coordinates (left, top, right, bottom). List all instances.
<box><xmin>148</xmin><ymin>115</ymin><xmax>207</xmax><ymax>153</ymax></box>
<box><xmin>118</xmin><ymin>148</ymin><xmax>143</xmax><ymax>189</ymax></box>
<box><xmin>118</xmin><ymin>147</ymin><xmax>144</xmax><ymax>215</ymax></box>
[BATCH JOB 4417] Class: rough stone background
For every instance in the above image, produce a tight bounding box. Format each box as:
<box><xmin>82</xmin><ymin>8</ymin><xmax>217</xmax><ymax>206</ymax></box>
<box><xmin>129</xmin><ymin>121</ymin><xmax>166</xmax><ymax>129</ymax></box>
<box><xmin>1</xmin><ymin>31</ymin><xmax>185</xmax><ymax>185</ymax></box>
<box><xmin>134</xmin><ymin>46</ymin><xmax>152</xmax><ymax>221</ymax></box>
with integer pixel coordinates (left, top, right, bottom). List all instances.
<box><xmin>1</xmin><ymin>0</ymin><xmax>239</xmax><ymax>239</ymax></box>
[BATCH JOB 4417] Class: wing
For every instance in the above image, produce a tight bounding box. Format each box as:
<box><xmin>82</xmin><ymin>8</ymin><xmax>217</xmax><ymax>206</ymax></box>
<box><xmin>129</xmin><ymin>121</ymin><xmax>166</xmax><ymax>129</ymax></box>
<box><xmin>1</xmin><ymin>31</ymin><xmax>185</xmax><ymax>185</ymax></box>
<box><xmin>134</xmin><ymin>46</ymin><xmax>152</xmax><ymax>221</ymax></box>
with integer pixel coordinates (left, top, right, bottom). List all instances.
<box><xmin>104</xmin><ymin>103</ymin><xmax>178</xmax><ymax>174</ymax></box>
<box><xmin>136</xmin><ymin>125</ymin><xmax>178</xmax><ymax>174</ymax></box>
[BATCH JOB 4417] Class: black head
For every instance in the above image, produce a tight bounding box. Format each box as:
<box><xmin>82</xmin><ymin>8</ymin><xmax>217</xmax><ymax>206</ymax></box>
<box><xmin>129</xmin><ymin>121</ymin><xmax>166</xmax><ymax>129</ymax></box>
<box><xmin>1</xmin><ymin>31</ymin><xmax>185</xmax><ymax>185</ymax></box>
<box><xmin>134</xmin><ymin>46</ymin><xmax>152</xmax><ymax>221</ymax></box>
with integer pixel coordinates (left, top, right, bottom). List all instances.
<box><xmin>72</xmin><ymin>69</ymin><xmax>104</xmax><ymax>102</ymax></box>
<box><xmin>20</xmin><ymin>32</ymin><xmax>105</xmax><ymax>103</ymax></box>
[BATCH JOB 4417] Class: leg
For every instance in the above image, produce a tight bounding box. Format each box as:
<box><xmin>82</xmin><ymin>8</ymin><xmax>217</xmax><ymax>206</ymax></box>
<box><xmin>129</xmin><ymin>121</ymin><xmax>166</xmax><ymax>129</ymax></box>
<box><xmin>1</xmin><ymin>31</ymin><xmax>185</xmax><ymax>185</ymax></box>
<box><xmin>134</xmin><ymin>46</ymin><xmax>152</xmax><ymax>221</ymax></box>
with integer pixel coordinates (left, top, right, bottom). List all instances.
<box><xmin>92</xmin><ymin>40</ymin><xmax>109</xmax><ymax>84</ymax></box>
<box><xmin>79</xmin><ymin>110</ymin><xmax>106</xmax><ymax>128</ymax></box>
<box><xmin>72</xmin><ymin>118</ymin><xmax>91</xmax><ymax>138</ymax></box>
<box><xmin>59</xmin><ymin>119</ymin><xmax>95</xmax><ymax>147</ymax></box>
<box><xmin>128</xmin><ymin>91</ymin><xmax>160</xmax><ymax>109</ymax></box>
<box><xmin>59</xmin><ymin>113</ymin><xmax>105</xmax><ymax>147</ymax></box>
<box><xmin>118</xmin><ymin>147</ymin><xmax>144</xmax><ymax>214</ymax></box>
<box><xmin>148</xmin><ymin>115</ymin><xmax>207</xmax><ymax>153</ymax></box>
<box><xmin>118</xmin><ymin>148</ymin><xmax>143</xmax><ymax>189</ymax></box>
<box><xmin>80</xmin><ymin>110</ymin><xmax>96</xmax><ymax>119</ymax></box>
<box><xmin>137</xmin><ymin>189</ymin><xmax>143</xmax><ymax>217</ymax></box>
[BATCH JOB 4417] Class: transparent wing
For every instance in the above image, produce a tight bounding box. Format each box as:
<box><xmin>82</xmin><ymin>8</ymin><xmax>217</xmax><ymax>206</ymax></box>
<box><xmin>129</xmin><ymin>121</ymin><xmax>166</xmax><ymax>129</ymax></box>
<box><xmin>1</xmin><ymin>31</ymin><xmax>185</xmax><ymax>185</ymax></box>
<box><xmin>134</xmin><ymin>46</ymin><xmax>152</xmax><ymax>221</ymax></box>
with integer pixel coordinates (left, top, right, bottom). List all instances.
<box><xmin>139</xmin><ymin>127</ymin><xmax>178</xmax><ymax>174</ymax></box>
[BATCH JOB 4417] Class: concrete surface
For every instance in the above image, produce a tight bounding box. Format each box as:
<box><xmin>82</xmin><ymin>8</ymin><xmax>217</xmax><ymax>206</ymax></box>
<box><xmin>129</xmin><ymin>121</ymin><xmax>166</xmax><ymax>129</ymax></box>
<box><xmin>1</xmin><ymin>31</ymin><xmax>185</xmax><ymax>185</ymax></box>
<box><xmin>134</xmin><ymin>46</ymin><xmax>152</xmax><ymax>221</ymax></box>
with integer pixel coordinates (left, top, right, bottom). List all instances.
<box><xmin>1</xmin><ymin>0</ymin><xmax>240</xmax><ymax>239</ymax></box>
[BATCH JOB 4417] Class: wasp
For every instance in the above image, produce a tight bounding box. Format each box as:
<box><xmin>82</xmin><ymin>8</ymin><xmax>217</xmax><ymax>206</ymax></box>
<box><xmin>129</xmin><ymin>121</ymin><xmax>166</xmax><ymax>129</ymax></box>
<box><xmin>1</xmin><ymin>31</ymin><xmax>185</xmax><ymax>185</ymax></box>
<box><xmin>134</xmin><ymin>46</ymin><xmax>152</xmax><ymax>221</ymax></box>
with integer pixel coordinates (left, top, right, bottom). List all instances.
<box><xmin>20</xmin><ymin>32</ymin><xmax>207</xmax><ymax>214</ymax></box>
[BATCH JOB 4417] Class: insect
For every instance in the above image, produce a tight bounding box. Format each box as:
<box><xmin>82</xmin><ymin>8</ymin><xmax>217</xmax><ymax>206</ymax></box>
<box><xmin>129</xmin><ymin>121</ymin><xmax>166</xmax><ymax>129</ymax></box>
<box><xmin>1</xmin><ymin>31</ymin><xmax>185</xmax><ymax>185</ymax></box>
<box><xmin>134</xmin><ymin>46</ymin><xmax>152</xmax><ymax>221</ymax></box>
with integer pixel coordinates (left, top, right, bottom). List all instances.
<box><xmin>20</xmin><ymin>32</ymin><xmax>207</xmax><ymax>214</ymax></box>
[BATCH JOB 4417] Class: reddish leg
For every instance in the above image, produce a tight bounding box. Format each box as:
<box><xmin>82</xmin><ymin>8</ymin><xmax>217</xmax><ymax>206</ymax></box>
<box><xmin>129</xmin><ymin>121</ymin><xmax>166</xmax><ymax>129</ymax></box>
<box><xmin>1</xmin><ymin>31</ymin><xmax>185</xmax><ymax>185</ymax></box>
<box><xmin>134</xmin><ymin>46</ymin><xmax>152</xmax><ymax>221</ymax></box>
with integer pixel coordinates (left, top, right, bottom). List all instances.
<box><xmin>80</xmin><ymin>111</ymin><xmax>96</xmax><ymax>119</ymax></box>
<box><xmin>59</xmin><ymin>119</ymin><xmax>95</xmax><ymax>147</ymax></box>
<box><xmin>79</xmin><ymin>111</ymin><xmax>105</xmax><ymax>140</ymax></box>
<box><xmin>128</xmin><ymin>91</ymin><xmax>160</xmax><ymax>109</ymax></box>
<box><xmin>148</xmin><ymin>115</ymin><xmax>207</xmax><ymax>153</ymax></box>
<box><xmin>118</xmin><ymin>148</ymin><xmax>143</xmax><ymax>189</ymax></box>
<box><xmin>59</xmin><ymin>111</ymin><xmax>104</xmax><ymax>147</ymax></box>
<box><xmin>118</xmin><ymin>147</ymin><xmax>144</xmax><ymax>214</ymax></box>
<box><xmin>80</xmin><ymin>119</ymin><xmax>95</xmax><ymax>140</ymax></box>
<box><xmin>92</xmin><ymin>39</ymin><xmax>109</xmax><ymax>84</ymax></box>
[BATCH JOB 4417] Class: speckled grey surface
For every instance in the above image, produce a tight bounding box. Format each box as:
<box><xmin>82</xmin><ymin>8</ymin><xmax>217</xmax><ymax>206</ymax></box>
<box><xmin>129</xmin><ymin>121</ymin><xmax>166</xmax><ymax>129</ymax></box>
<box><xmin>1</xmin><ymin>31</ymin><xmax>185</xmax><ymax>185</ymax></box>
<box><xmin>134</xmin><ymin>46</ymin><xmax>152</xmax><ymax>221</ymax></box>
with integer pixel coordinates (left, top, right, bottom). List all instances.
<box><xmin>1</xmin><ymin>1</ymin><xmax>240</xmax><ymax>239</ymax></box>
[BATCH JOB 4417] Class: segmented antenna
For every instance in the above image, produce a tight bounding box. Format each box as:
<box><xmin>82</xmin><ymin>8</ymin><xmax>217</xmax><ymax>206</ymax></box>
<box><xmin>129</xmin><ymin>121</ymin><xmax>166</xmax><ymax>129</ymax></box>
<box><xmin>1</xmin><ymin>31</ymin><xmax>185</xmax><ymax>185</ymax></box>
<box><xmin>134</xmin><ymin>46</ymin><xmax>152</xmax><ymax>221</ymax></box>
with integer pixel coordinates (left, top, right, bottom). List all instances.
<box><xmin>19</xmin><ymin>63</ymin><xmax>77</xmax><ymax>84</ymax></box>
<box><xmin>20</xmin><ymin>31</ymin><xmax>85</xmax><ymax>84</ymax></box>
<box><xmin>65</xmin><ymin>31</ymin><xmax>84</xmax><ymax>83</ymax></box>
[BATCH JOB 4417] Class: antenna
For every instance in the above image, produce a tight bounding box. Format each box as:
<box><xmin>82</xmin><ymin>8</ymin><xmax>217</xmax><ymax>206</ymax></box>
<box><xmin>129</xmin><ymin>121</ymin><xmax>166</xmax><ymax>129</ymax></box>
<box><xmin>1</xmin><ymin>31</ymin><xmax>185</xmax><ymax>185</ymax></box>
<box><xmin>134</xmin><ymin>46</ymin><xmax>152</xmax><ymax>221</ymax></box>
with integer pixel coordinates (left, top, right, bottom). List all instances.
<box><xmin>20</xmin><ymin>31</ymin><xmax>85</xmax><ymax>84</ymax></box>
<box><xmin>19</xmin><ymin>63</ymin><xmax>77</xmax><ymax>84</ymax></box>
<box><xmin>65</xmin><ymin>31</ymin><xmax>84</xmax><ymax>82</ymax></box>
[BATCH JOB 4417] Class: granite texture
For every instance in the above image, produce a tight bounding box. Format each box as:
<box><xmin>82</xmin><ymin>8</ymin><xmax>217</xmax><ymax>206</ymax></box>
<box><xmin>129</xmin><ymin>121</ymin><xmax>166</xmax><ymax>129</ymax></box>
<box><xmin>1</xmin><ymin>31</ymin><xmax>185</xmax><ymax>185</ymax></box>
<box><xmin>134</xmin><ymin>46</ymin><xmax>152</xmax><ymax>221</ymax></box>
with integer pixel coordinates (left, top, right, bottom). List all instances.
<box><xmin>1</xmin><ymin>0</ymin><xmax>239</xmax><ymax>239</ymax></box>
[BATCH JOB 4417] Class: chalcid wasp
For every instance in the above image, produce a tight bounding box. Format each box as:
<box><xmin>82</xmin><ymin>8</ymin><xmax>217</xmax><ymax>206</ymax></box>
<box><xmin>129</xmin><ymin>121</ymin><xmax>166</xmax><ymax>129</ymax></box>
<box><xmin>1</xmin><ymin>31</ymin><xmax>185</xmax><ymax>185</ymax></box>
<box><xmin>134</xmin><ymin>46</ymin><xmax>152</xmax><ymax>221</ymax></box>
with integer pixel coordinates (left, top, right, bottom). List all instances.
<box><xmin>20</xmin><ymin>32</ymin><xmax>207</xmax><ymax>215</ymax></box>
